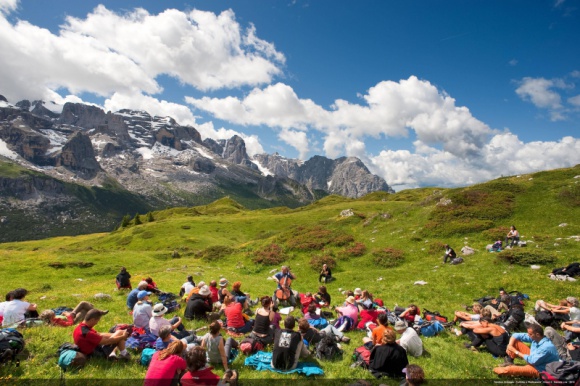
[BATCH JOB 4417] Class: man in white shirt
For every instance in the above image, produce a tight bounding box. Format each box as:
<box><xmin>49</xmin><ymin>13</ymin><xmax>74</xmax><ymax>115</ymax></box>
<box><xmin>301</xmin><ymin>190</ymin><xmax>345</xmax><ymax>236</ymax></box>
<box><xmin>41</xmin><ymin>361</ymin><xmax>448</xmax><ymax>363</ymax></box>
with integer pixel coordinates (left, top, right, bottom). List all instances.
<box><xmin>394</xmin><ymin>320</ymin><xmax>423</xmax><ymax>357</ymax></box>
<box><xmin>2</xmin><ymin>288</ymin><xmax>37</xmax><ymax>327</ymax></box>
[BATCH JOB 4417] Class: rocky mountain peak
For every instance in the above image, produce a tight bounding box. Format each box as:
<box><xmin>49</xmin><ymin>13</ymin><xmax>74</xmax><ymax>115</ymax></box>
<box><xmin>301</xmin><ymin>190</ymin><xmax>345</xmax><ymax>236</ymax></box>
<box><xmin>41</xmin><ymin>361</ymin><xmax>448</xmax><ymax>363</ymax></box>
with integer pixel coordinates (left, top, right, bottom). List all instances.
<box><xmin>55</xmin><ymin>131</ymin><xmax>101</xmax><ymax>179</ymax></box>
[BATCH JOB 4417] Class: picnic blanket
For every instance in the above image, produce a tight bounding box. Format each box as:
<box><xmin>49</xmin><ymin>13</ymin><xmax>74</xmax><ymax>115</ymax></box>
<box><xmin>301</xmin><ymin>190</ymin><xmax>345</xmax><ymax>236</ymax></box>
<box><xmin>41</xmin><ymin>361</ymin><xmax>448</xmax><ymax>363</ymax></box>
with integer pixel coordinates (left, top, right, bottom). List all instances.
<box><xmin>244</xmin><ymin>351</ymin><xmax>324</xmax><ymax>376</ymax></box>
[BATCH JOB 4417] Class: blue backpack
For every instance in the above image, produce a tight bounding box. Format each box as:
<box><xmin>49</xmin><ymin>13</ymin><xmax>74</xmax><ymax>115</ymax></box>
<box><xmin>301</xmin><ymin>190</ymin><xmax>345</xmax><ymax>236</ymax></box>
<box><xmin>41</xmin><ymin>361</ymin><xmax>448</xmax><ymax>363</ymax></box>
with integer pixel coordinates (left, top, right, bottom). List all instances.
<box><xmin>419</xmin><ymin>321</ymin><xmax>444</xmax><ymax>337</ymax></box>
<box><xmin>140</xmin><ymin>348</ymin><xmax>156</xmax><ymax>366</ymax></box>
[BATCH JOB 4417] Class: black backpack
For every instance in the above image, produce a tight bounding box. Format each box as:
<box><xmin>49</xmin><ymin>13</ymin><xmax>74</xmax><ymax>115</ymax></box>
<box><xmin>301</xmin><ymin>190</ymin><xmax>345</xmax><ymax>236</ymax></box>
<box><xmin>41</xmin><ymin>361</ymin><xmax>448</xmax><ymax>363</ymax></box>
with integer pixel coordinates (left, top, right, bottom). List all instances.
<box><xmin>540</xmin><ymin>360</ymin><xmax>580</xmax><ymax>384</ymax></box>
<box><xmin>315</xmin><ymin>334</ymin><xmax>342</xmax><ymax>360</ymax></box>
<box><xmin>0</xmin><ymin>329</ymin><xmax>25</xmax><ymax>366</ymax></box>
<box><xmin>535</xmin><ymin>310</ymin><xmax>554</xmax><ymax>326</ymax></box>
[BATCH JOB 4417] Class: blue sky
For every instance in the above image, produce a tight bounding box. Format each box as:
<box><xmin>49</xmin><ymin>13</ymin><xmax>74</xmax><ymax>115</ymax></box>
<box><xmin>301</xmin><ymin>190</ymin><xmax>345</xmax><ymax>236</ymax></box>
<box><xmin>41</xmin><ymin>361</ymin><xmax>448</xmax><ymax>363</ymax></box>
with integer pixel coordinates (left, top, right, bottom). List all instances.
<box><xmin>0</xmin><ymin>0</ymin><xmax>579</xmax><ymax>189</ymax></box>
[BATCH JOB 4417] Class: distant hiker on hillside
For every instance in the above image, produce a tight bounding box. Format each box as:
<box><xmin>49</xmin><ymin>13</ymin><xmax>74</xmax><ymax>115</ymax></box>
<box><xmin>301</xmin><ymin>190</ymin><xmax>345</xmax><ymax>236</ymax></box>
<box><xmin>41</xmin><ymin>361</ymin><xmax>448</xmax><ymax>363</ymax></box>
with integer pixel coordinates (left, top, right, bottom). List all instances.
<box><xmin>319</xmin><ymin>263</ymin><xmax>332</xmax><ymax>283</ymax></box>
<box><xmin>442</xmin><ymin>244</ymin><xmax>456</xmax><ymax>264</ymax></box>
<box><xmin>505</xmin><ymin>225</ymin><xmax>520</xmax><ymax>248</ymax></box>
<box><xmin>115</xmin><ymin>267</ymin><xmax>132</xmax><ymax>290</ymax></box>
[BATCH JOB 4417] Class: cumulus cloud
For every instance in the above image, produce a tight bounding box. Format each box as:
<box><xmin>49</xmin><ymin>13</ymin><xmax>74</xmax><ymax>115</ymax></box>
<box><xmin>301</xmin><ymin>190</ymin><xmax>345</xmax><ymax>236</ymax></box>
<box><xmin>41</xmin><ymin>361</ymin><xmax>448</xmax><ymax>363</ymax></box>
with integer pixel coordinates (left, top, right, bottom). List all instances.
<box><xmin>188</xmin><ymin>76</ymin><xmax>494</xmax><ymax>160</ymax></box>
<box><xmin>514</xmin><ymin>77</ymin><xmax>575</xmax><ymax>121</ymax></box>
<box><xmin>568</xmin><ymin>95</ymin><xmax>580</xmax><ymax>107</ymax></box>
<box><xmin>278</xmin><ymin>128</ymin><xmax>309</xmax><ymax>159</ymax></box>
<box><xmin>369</xmin><ymin>134</ymin><xmax>580</xmax><ymax>189</ymax></box>
<box><xmin>0</xmin><ymin>4</ymin><xmax>284</xmax><ymax>102</ymax></box>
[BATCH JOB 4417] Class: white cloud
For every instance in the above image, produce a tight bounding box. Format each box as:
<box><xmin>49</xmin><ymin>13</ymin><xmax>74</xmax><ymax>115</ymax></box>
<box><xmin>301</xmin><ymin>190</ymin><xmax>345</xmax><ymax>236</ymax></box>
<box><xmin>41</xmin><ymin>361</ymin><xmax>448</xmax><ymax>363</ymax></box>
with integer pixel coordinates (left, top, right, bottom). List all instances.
<box><xmin>278</xmin><ymin>128</ymin><xmax>309</xmax><ymax>159</ymax></box>
<box><xmin>369</xmin><ymin>134</ymin><xmax>580</xmax><ymax>189</ymax></box>
<box><xmin>0</xmin><ymin>0</ymin><xmax>18</xmax><ymax>14</ymax></box>
<box><xmin>554</xmin><ymin>0</ymin><xmax>566</xmax><ymax>7</ymax></box>
<box><xmin>515</xmin><ymin>77</ymin><xmax>563</xmax><ymax>110</ymax></box>
<box><xmin>188</xmin><ymin>76</ymin><xmax>494</xmax><ymax>160</ymax></box>
<box><xmin>508</xmin><ymin>59</ymin><xmax>518</xmax><ymax>66</ymax></box>
<box><xmin>568</xmin><ymin>95</ymin><xmax>580</xmax><ymax>107</ymax></box>
<box><xmin>0</xmin><ymin>4</ymin><xmax>284</xmax><ymax>102</ymax></box>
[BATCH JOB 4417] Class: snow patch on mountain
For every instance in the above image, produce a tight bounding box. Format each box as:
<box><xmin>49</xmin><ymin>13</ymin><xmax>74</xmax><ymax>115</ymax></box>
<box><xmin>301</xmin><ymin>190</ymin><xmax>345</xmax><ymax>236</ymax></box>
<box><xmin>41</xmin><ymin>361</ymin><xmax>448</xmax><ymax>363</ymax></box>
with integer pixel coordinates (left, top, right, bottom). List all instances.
<box><xmin>0</xmin><ymin>139</ymin><xmax>18</xmax><ymax>159</ymax></box>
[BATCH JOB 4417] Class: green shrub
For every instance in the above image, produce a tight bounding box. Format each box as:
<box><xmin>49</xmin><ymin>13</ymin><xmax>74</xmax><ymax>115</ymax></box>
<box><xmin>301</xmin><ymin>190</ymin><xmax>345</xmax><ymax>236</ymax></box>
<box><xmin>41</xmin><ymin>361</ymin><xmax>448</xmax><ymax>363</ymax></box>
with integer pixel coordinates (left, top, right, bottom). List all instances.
<box><xmin>481</xmin><ymin>226</ymin><xmax>511</xmax><ymax>242</ymax></box>
<box><xmin>424</xmin><ymin>219</ymin><xmax>493</xmax><ymax>237</ymax></box>
<box><xmin>252</xmin><ymin>243</ymin><xmax>287</xmax><ymax>265</ymax></box>
<box><xmin>310</xmin><ymin>254</ymin><xmax>337</xmax><ymax>271</ymax></box>
<box><xmin>427</xmin><ymin>241</ymin><xmax>446</xmax><ymax>254</ymax></box>
<box><xmin>559</xmin><ymin>185</ymin><xmax>580</xmax><ymax>207</ymax></box>
<box><xmin>372</xmin><ymin>247</ymin><xmax>405</xmax><ymax>268</ymax></box>
<box><xmin>496</xmin><ymin>250</ymin><xmax>556</xmax><ymax>266</ymax></box>
<box><xmin>284</xmin><ymin>226</ymin><xmax>354</xmax><ymax>251</ymax></box>
<box><xmin>198</xmin><ymin>245</ymin><xmax>234</xmax><ymax>261</ymax></box>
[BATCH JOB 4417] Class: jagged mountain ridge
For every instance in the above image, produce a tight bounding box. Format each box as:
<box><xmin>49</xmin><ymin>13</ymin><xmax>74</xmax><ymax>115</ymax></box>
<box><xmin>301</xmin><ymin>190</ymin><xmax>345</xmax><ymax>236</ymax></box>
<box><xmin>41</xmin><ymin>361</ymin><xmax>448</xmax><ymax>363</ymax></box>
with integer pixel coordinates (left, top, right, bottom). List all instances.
<box><xmin>0</xmin><ymin>95</ymin><xmax>392</xmax><ymax>241</ymax></box>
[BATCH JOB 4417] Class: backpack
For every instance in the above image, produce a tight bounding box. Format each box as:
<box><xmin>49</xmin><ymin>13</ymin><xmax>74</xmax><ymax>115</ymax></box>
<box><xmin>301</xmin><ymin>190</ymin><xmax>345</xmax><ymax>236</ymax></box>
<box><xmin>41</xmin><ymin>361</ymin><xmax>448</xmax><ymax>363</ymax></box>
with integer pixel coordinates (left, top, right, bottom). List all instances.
<box><xmin>158</xmin><ymin>292</ymin><xmax>178</xmax><ymax>302</ymax></box>
<box><xmin>535</xmin><ymin>310</ymin><xmax>554</xmax><ymax>326</ymax></box>
<box><xmin>451</xmin><ymin>257</ymin><xmax>464</xmax><ymax>265</ymax></box>
<box><xmin>315</xmin><ymin>334</ymin><xmax>342</xmax><ymax>360</ymax></box>
<box><xmin>386</xmin><ymin>311</ymin><xmax>401</xmax><ymax>325</ymax></box>
<box><xmin>352</xmin><ymin>345</ymin><xmax>371</xmax><ymax>368</ymax></box>
<box><xmin>163</xmin><ymin>300</ymin><xmax>180</xmax><ymax>313</ymax></box>
<box><xmin>140</xmin><ymin>348</ymin><xmax>156</xmax><ymax>367</ymax></box>
<box><xmin>418</xmin><ymin>321</ymin><xmax>445</xmax><ymax>337</ymax></box>
<box><xmin>108</xmin><ymin>323</ymin><xmax>134</xmax><ymax>335</ymax></box>
<box><xmin>239</xmin><ymin>337</ymin><xmax>263</xmax><ymax>355</ymax></box>
<box><xmin>539</xmin><ymin>361</ymin><xmax>580</xmax><ymax>384</ymax></box>
<box><xmin>308</xmin><ymin>318</ymin><xmax>329</xmax><ymax>329</ymax></box>
<box><xmin>0</xmin><ymin>329</ymin><xmax>25</xmax><ymax>366</ymax></box>
<box><xmin>57</xmin><ymin>344</ymin><xmax>86</xmax><ymax>372</ymax></box>
<box><xmin>422</xmin><ymin>309</ymin><xmax>449</xmax><ymax>323</ymax></box>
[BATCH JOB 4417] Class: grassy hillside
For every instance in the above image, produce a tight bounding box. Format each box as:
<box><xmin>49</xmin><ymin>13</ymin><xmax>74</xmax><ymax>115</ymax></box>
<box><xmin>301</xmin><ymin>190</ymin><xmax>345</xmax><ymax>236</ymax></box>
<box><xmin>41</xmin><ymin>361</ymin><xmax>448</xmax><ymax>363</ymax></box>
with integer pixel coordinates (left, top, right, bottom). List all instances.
<box><xmin>1</xmin><ymin>165</ymin><xmax>579</xmax><ymax>383</ymax></box>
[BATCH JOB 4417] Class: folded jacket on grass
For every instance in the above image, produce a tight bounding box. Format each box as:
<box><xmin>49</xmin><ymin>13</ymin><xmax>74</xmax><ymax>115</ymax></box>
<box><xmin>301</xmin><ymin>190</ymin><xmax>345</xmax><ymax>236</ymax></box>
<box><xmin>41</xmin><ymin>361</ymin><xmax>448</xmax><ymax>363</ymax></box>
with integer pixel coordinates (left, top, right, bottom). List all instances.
<box><xmin>244</xmin><ymin>351</ymin><xmax>324</xmax><ymax>376</ymax></box>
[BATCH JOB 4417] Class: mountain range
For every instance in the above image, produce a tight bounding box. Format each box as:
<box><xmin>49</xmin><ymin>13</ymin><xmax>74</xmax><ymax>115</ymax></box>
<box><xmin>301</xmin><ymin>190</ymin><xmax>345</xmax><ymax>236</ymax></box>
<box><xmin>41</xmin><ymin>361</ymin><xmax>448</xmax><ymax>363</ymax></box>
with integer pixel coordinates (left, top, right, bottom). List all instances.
<box><xmin>0</xmin><ymin>95</ymin><xmax>392</xmax><ymax>242</ymax></box>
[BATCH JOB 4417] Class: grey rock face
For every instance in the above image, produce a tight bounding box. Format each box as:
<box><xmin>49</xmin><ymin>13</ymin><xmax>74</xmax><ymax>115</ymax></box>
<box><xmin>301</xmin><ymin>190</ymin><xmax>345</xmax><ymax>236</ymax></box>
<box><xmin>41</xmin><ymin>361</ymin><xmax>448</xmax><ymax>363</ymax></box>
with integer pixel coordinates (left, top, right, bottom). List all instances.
<box><xmin>55</xmin><ymin>131</ymin><xmax>101</xmax><ymax>179</ymax></box>
<box><xmin>252</xmin><ymin>154</ymin><xmax>393</xmax><ymax>197</ymax></box>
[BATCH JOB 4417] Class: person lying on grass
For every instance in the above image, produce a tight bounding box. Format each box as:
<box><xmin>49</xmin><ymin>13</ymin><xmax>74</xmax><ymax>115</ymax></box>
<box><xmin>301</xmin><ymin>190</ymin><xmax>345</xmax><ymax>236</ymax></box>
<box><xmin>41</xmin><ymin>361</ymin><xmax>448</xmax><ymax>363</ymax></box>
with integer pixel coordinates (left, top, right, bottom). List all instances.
<box><xmin>39</xmin><ymin>301</ymin><xmax>106</xmax><ymax>327</ymax></box>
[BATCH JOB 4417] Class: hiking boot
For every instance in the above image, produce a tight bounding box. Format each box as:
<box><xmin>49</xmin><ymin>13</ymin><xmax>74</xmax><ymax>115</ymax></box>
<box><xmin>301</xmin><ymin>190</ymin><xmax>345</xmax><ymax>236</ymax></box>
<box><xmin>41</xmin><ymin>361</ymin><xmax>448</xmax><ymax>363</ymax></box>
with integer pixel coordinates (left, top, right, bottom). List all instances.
<box><xmin>463</xmin><ymin>342</ymin><xmax>473</xmax><ymax>349</ymax></box>
<box><xmin>341</xmin><ymin>336</ymin><xmax>351</xmax><ymax>344</ymax></box>
<box><xmin>107</xmin><ymin>354</ymin><xmax>118</xmax><ymax>362</ymax></box>
<box><xmin>498</xmin><ymin>356</ymin><xmax>514</xmax><ymax>367</ymax></box>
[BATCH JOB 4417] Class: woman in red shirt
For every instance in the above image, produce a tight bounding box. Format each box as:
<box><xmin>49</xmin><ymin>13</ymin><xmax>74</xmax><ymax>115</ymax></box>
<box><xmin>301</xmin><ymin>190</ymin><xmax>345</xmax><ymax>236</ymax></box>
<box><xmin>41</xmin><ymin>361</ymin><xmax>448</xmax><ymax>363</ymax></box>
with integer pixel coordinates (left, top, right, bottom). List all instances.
<box><xmin>222</xmin><ymin>296</ymin><xmax>253</xmax><ymax>333</ymax></box>
<box><xmin>144</xmin><ymin>340</ymin><xmax>187</xmax><ymax>386</ymax></box>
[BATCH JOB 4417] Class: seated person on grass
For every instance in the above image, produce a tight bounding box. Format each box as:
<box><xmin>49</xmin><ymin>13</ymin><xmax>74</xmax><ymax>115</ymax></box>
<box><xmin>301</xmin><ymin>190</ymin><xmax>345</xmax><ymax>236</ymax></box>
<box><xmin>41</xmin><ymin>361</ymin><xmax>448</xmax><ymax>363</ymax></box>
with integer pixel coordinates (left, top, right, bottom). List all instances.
<box><xmin>73</xmin><ymin>309</ymin><xmax>130</xmax><ymax>360</ymax></box>
<box><xmin>144</xmin><ymin>340</ymin><xmax>187</xmax><ymax>386</ymax></box>
<box><xmin>454</xmin><ymin>303</ymin><xmax>483</xmax><ymax>324</ymax></box>
<box><xmin>180</xmin><ymin>346</ymin><xmax>237</xmax><ymax>386</ymax></box>
<box><xmin>369</xmin><ymin>329</ymin><xmax>409</xmax><ymax>379</ymax></box>
<box><xmin>1</xmin><ymin>288</ymin><xmax>38</xmax><ymax>328</ymax></box>
<box><xmin>493</xmin><ymin>323</ymin><xmax>559</xmax><ymax>379</ymax></box>
<box><xmin>201</xmin><ymin>321</ymin><xmax>239</xmax><ymax>371</ymax></box>
<box><xmin>363</xmin><ymin>312</ymin><xmax>393</xmax><ymax>349</ymax></box>
<box><xmin>155</xmin><ymin>325</ymin><xmax>199</xmax><ymax>351</ymax></box>
<box><xmin>319</xmin><ymin>264</ymin><xmax>332</xmax><ymax>283</ymax></box>
<box><xmin>505</xmin><ymin>225</ymin><xmax>520</xmax><ymax>247</ymax></box>
<box><xmin>150</xmin><ymin>303</ymin><xmax>191</xmax><ymax>340</ymax></box>
<box><xmin>298</xmin><ymin>317</ymin><xmax>350</xmax><ymax>348</ymax></box>
<box><xmin>271</xmin><ymin>315</ymin><xmax>305</xmax><ymax>371</ymax></box>
<box><xmin>394</xmin><ymin>320</ymin><xmax>423</xmax><ymax>358</ymax></box>
<box><xmin>460</xmin><ymin>316</ymin><xmax>509</xmax><ymax>357</ymax></box>
<box><xmin>127</xmin><ymin>281</ymin><xmax>149</xmax><ymax>310</ymax></box>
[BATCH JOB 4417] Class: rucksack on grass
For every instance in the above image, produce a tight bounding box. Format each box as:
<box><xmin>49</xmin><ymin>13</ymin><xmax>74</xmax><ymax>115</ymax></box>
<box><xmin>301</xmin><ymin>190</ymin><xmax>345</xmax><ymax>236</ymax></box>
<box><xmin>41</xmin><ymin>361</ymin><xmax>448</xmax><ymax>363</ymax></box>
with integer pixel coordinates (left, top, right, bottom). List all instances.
<box><xmin>0</xmin><ymin>329</ymin><xmax>25</xmax><ymax>366</ymax></box>
<box><xmin>315</xmin><ymin>334</ymin><xmax>342</xmax><ymax>360</ymax></box>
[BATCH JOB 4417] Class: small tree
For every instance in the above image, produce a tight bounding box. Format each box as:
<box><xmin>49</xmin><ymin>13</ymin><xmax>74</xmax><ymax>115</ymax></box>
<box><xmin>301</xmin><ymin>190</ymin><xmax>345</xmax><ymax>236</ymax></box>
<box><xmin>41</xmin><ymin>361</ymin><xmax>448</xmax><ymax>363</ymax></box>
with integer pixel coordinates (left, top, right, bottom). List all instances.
<box><xmin>120</xmin><ymin>214</ymin><xmax>131</xmax><ymax>228</ymax></box>
<box><xmin>133</xmin><ymin>213</ymin><xmax>142</xmax><ymax>225</ymax></box>
<box><xmin>146</xmin><ymin>212</ymin><xmax>155</xmax><ymax>222</ymax></box>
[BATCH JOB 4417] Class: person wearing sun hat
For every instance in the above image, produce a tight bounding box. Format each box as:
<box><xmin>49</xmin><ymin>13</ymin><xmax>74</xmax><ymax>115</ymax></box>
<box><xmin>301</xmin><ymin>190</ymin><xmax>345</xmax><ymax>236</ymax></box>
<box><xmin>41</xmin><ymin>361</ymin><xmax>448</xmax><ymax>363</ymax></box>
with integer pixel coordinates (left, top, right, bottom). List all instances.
<box><xmin>334</xmin><ymin>296</ymin><xmax>359</xmax><ymax>332</ymax></box>
<box><xmin>184</xmin><ymin>285</ymin><xmax>212</xmax><ymax>321</ymax></box>
<box><xmin>150</xmin><ymin>303</ymin><xmax>190</xmax><ymax>339</ymax></box>
<box><xmin>132</xmin><ymin>290</ymin><xmax>153</xmax><ymax>329</ymax></box>
<box><xmin>353</xmin><ymin>288</ymin><xmax>363</xmax><ymax>300</ymax></box>
<box><xmin>218</xmin><ymin>278</ymin><xmax>232</xmax><ymax>304</ymax></box>
<box><xmin>394</xmin><ymin>320</ymin><xmax>423</xmax><ymax>357</ymax></box>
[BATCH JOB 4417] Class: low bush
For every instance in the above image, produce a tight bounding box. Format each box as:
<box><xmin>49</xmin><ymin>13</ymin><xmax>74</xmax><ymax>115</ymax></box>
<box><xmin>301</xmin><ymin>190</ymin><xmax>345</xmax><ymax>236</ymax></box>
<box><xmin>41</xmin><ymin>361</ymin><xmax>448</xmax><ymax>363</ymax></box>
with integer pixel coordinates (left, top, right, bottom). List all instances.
<box><xmin>427</xmin><ymin>241</ymin><xmax>446</xmax><ymax>254</ymax></box>
<box><xmin>424</xmin><ymin>219</ymin><xmax>493</xmax><ymax>237</ymax></box>
<box><xmin>481</xmin><ymin>226</ymin><xmax>511</xmax><ymax>242</ymax></box>
<box><xmin>252</xmin><ymin>243</ymin><xmax>287</xmax><ymax>265</ymax></box>
<box><xmin>496</xmin><ymin>250</ymin><xmax>556</xmax><ymax>266</ymax></box>
<box><xmin>558</xmin><ymin>185</ymin><xmax>580</xmax><ymax>207</ymax></box>
<box><xmin>310</xmin><ymin>254</ymin><xmax>337</xmax><ymax>271</ymax></box>
<box><xmin>284</xmin><ymin>226</ymin><xmax>354</xmax><ymax>251</ymax></box>
<box><xmin>339</xmin><ymin>242</ymin><xmax>367</xmax><ymax>259</ymax></box>
<box><xmin>372</xmin><ymin>247</ymin><xmax>405</xmax><ymax>268</ymax></box>
<box><xmin>198</xmin><ymin>245</ymin><xmax>234</xmax><ymax>261</ymax></box>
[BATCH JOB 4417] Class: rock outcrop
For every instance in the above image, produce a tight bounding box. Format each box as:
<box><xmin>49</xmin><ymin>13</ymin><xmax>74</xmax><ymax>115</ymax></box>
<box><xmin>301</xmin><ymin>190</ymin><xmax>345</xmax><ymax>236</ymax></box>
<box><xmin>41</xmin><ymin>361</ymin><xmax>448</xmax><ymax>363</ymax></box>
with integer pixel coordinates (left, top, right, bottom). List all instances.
<box><xmin>55</xmin><ymin>131</ymin><xmax>101</xmax><ymax>178</ymax></box>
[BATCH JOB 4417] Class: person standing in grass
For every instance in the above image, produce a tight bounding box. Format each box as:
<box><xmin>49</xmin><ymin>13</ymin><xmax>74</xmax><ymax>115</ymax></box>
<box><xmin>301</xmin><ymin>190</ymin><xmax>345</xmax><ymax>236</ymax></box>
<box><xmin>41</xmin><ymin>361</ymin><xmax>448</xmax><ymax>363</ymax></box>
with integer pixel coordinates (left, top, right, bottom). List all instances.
<box><xmin>493</xmin><ymin>323</ymin><xmax>559</xmax><ymax>378</ymax></box>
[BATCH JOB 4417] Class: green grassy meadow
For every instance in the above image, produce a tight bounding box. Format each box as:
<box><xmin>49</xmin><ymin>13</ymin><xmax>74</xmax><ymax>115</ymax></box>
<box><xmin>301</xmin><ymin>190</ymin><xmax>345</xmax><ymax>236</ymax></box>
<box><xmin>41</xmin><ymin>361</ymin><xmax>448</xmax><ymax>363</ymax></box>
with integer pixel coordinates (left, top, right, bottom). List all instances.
<box><xmin>1</xmin><ymin>165</ymin><xmax>579</xmax><ymax>384</ymax></box>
